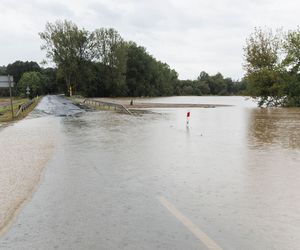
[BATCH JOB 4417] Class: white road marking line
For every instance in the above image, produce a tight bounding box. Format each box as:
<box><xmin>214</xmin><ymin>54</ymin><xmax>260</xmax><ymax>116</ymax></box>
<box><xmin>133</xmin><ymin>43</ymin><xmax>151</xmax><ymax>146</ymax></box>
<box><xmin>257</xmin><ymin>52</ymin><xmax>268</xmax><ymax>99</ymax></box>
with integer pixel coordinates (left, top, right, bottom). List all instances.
<box><xmin>158</xmin><ymin>196</ymin><xmax>223</xmax><ymax>250</ymax></box>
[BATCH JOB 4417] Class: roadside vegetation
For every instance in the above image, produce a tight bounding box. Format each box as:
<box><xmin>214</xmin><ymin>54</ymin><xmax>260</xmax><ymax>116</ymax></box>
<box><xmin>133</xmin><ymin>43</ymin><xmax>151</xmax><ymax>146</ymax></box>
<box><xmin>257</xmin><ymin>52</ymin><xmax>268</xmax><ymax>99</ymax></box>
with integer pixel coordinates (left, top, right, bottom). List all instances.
<box><xmin>0</xmin><ymin>97</ymin><xmax>40</xmax><ymax>123</ymax></box>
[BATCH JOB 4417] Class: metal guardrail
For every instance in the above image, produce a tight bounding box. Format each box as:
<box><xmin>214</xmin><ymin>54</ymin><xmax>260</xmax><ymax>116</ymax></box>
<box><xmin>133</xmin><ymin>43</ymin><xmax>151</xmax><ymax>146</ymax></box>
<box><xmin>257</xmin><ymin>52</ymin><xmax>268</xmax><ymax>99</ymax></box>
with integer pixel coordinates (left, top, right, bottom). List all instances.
<box><xmin>83</xmin><ymin>99</ymin><xmax>133</xmax><ymax>115</ymax></box>
<box><xmin>15</xmin><ymin>99</ymin><xmax>35</xmax><ymax>117</ymax></box>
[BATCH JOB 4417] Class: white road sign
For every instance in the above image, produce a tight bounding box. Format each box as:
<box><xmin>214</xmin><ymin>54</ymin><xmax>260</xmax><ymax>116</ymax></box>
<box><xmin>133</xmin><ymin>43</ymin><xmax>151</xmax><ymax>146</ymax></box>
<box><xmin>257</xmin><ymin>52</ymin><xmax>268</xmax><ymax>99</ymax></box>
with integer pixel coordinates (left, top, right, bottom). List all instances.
<box><xmin>0</xmin><ymin>76</ymin><xmax>14</xmax><ymax>88</ymax></box>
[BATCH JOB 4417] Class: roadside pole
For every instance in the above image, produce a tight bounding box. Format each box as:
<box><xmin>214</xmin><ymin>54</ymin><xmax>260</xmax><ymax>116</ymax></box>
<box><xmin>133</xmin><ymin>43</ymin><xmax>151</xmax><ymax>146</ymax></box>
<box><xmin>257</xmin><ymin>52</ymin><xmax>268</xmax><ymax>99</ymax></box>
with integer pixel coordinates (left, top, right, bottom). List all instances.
<box><xmin>8</xmin><ymin>75</ymin><xmax>14</xmax><ymax>119</ymax></box>
<box><xmin>186</xmin><ymin>111</ymin><xmax>190</xmax><ymax>127</ymax></box>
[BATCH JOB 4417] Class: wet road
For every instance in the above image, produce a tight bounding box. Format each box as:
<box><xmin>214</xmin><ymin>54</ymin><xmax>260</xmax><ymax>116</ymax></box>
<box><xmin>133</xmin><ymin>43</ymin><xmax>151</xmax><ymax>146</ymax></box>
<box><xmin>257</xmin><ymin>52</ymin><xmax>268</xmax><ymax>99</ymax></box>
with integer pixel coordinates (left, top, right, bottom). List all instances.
<box><xmin>34</xmin><ymin>95</ymin><xmax>84</xmax><ymax>116</ymax></box>
<box><xmin>0</xmin><ymin>95</ymin><xmax>300</xmax><ymax>249</ymax></box>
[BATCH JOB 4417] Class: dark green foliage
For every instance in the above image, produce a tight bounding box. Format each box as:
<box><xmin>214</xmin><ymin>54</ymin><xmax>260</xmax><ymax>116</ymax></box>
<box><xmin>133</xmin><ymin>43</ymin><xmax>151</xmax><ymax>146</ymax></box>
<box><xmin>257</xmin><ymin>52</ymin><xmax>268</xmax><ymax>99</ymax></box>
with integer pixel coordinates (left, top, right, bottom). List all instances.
<box><xmin>126</xmin><ymin>42</ymin><xmax>156</xmax><ymax>96</ymax></box>
<box><xmin>37</xmin><ymin>20</ymin><xmax>246</xmax><ymax>97</ymax></box>
<box><xmin>125</xmin><ymin>43</ymin><xmax>153</xmax><ymax>97</ymax></box>
<box><xmin>91</xmin><ymin>28</ymin><xmax>128</xmax><ymax>96</ymax></box>
<box><xmin>41</xmin><ymin>67</ymin><xmax>60</xmax><ymax>94</ymax></box>
<box><xmin>0</xmin><ymin>66</ymin><xmax>6</xmax><ymax>75</ymax></box>
<box><xmin>6</xmin><ymin>61</ymin><xmax>41</xmax><ymax>83</ymax></box>
<box><xmin>283</xmin><ymin>28</ymin><xmax>300</xmax><ymax>74</ymax></box>
<box><xmin>2</xmin><ymin>20</ymin><xmax>247</xmax><ymax>98</ymax></box>
<box><xmin>284</xmin><ymin>74</ymin><xmax>300</xmax><ymax>107</ymax></box>
<box><xmin>174</xmin><ymin>71</ymin><xmax>244</xmax><ymax>96</ymax></box>
<box><xmin>39</xmin><ymin>20</ymin><xmax>181</xmax><ymax>97</ymax></box>
<box><xmin>18</xmin><ymin>71</ymin><xmax>44</xmax><ymax>98</ymax></box>
<box><xmin>77</xmin><ymin>61</ymin><xmax>105</xmax><ymax>97</ymax></box>
<box><xmin>6</xmin><ymin>61</ymin><xmax>41</xmax><ymax>94</ymax></box>
<box><xmin>244</xmin><ymin>27</ymin><xmax>300</xmax><ymax>107</ymax></box>
<box><xmin>39</xmin><ymin>20</ymin><xmax>91</xmax><ymax>96</ymax></box>
<box><xmin>244</xmin><ymin>69</ymin><xmax>286</xmax><ymax>107</ymax></box>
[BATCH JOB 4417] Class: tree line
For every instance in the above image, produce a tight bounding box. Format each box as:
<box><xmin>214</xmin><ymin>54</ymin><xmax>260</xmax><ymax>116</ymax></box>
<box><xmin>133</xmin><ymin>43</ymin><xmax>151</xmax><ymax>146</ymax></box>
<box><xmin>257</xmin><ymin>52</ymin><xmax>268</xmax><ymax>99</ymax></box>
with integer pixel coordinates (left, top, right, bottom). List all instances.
<box><xmin>0</xmin><ymin>20</ymin><xmax>244</xmax><ymax>98</ymax></box>
<box><xmin>2</xmin><ymin>21</ymin><xmax>300</xmax><ymax>107</ymax></box>
<box><xmin>174</xmin><ymin>72</ymin><xmax>245</xmax><ymax>96</ymax></box>
<box><xmin>0</xmin><ymin>61</ymin><xmax>58</xmax><ymax>98</ymax></box>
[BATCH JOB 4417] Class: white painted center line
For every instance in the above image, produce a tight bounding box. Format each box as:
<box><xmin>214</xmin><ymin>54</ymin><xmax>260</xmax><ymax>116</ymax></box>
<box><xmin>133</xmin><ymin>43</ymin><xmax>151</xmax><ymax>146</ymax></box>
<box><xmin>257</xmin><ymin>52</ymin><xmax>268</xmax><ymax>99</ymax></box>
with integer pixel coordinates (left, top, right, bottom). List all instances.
<box><xmin>158</xmin><ymin>196</ymin><xmax>223</xmax><ymax>250</ymax></box>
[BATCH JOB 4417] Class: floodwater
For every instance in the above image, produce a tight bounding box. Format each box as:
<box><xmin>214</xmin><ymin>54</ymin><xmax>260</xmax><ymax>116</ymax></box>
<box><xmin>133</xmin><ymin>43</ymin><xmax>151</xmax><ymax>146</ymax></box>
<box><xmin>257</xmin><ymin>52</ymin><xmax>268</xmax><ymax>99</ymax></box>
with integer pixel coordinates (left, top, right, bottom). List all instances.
<box><xmin>0</xmin><ymin>95</ymin><xmax>300</xmax><ymax>249</ymax></box>
<box><xmin>0</xmin><ymin>115</ymin><xmax>59</xmax><ymax>233</ymax></box>
<box><xmin>34</xmin><ymin>95</ymin><xmax>84</xmax><ymax>116</ymax></box>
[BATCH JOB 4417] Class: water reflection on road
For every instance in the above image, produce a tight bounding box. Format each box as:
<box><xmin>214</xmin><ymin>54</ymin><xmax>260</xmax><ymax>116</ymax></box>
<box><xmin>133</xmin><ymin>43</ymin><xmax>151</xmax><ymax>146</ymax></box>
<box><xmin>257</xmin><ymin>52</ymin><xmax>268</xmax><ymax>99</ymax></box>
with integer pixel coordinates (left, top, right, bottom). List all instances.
<box><xmin>0</xmin><ymin>96</ymin><xmax>300</xmax><ymax>250</ymax></box>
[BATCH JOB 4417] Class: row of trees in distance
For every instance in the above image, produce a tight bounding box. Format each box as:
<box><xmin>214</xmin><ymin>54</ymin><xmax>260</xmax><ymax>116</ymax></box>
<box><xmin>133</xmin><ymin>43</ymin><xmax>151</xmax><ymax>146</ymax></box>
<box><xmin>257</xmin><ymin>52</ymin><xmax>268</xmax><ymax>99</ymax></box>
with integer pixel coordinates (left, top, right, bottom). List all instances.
<box><xmin>2</xmin><ymin>21</ymin><xmax>300</xmax><ymax>107</ymax></box>
<box><xmin>0</xmin><ymin>20</ymin><xmax>245</xmax><ymax>98</ymax></box>
<box><xmin>0</xmin><ymin>61</ymin><xmax>59</xmax><ymax>98</ymax></box>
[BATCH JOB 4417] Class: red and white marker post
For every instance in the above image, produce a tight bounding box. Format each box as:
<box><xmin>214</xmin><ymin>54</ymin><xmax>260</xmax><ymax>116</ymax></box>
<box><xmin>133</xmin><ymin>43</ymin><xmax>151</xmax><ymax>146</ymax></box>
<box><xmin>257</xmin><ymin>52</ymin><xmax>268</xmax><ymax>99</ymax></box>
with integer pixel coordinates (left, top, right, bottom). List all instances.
<box><xmin>186</xmin><ymin>111</ymin><xmax>190</xmax><ymax>126</ymax></box>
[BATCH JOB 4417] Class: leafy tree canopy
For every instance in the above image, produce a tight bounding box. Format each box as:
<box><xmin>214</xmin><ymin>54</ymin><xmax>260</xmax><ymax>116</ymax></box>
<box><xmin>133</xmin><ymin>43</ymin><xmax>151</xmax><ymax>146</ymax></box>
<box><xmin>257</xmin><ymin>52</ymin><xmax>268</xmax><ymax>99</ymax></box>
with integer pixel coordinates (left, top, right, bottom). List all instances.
<box><xmin>244</xmin><ymin>27</ymin><xmax>300</xmax><ymax>107</ymax></box>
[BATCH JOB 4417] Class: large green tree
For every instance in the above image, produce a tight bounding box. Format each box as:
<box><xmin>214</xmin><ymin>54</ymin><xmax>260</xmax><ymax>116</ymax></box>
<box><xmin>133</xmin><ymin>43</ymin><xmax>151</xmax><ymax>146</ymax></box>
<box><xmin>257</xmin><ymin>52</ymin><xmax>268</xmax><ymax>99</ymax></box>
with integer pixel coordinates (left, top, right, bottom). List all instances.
<box><xmin>41</xmin><ymin>67</ymin><xmax>60</xmax><ymax>94</ymax></box>
<box><xmin>125</xmin><ymin>42</ymin><xmax>153</xmax><ymax>96</ymax></box>
<box><xmin>282</xmin><ymin>28</ymin><xmax>300</xmax><ymax>106</ymax></box>
<box><xmin>125</xmin><ymin>42</ymin><xmax>178</xmax><ymax>97</ymax></box>
<box><xmin>243</xmin><ymin>28</ymin><xmax>286</xmax><ymax>107</ymax></box>
<box><xmin>6</xmin><ymin>61</ymin><xmax>41</xmax><ymax>94</ymax></box>
<box><xmin>6</xmin><ymin>61</ymin><xmax>40</xmax><ymax>83</ymax></box>
<box><xmin>39</xmin><ymin>20</ymin><xmax>91</xmax><ymax>95</ymax></box>
<box><xmin>283</xmin><ymin>28</ymin><xmax>300</xmax><ymax>74</ymax></box>
<box><xmin>244</xmin><ymin>27</ymin><xmax>300</xmax><ymax>107</ymax></box>
<box><xmin>18</xmin><ymin>71</ymin><xmax>44</xmax><ymax>98</ymax></box>
<box><xmin>91</xmin><ymin>28</ymin><xmax>128</xmax><ymax>96</ymax></box>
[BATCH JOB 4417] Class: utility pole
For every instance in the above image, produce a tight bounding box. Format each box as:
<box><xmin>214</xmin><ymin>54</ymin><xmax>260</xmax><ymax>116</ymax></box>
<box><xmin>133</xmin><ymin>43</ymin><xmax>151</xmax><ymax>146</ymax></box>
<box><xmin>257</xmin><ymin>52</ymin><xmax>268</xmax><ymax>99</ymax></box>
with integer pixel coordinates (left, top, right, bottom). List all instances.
<box><xmin>8</xmin><ymin>75</ymin><xmax>14</xmax><ymax>119</ymax></box>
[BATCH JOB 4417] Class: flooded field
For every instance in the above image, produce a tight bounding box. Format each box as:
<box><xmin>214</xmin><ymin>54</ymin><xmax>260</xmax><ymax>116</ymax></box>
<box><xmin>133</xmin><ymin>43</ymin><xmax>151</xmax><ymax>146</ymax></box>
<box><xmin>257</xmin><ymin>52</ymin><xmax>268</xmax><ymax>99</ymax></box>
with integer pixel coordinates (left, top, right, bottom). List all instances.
<box><xmin>0</xmin><ymin>96</ymin><xmax>299</xmax><ymax>249</ymax></box>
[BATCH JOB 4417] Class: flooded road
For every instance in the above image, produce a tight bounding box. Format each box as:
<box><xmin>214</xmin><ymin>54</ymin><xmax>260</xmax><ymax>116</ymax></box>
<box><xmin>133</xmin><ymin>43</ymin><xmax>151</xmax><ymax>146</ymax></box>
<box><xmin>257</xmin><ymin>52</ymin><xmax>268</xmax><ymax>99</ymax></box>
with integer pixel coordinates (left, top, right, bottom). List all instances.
<box><xmin>0</xmin><ymin>95</ymin><xmax>300</xmax><ymax>249</ymax></box>
<box><xmin>0</xmin><ymin>114</ymin><xmax>59</xmax><ymax>233</ymax></box>
<box><xmin>35</xmin><ymin>95</ymin><xmax>84</xmax><ymax>117</ymax></box>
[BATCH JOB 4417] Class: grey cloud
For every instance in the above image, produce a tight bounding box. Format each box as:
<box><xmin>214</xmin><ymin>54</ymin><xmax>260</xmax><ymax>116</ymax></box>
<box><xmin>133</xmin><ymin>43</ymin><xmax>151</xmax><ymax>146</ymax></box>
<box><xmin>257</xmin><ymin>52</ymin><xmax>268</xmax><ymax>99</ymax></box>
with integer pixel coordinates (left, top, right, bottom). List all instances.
<box><xmin>31</xmin><ymin>0</ymin><xmax>74</xmax><ymax>17</ymax></box>
<box><xmin>1</xmin><ymin>0</ymin><xmax>74</xmax><ymax>17</ymax></box>
<box><xmin>0</xmin><ymin>0</ymin><xmax>299</xmax><ymax>79</ymax></box>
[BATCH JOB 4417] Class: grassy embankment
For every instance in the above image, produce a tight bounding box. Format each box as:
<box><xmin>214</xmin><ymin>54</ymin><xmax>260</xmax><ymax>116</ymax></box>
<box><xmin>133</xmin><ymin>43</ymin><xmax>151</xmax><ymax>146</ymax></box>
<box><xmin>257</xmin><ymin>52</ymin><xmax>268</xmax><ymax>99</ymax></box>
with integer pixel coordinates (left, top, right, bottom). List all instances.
<box><xmin>0</xmin><ymin>97</ymin><xmax>40</xmax><ymax>123</ymax></box>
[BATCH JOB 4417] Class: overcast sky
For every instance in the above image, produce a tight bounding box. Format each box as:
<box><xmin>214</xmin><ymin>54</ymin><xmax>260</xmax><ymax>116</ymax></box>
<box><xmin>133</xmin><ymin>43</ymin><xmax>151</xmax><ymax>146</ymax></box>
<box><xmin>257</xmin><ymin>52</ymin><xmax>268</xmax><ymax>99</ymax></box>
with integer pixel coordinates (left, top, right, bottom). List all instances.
<box><xmin>0</xmin><ymin>0</ymin><xmax>299</xmax><ymax>80</ymax></box>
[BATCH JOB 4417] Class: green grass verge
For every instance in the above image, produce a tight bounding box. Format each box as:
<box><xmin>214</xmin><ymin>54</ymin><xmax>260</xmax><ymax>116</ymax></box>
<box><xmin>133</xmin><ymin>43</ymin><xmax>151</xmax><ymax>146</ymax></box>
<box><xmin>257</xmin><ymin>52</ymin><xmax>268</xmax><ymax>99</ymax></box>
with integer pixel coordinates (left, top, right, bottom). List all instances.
<box><xmin>0</xmin><ymin>97</ymin><xmax>40</xmax><ymax>123</ymax></box>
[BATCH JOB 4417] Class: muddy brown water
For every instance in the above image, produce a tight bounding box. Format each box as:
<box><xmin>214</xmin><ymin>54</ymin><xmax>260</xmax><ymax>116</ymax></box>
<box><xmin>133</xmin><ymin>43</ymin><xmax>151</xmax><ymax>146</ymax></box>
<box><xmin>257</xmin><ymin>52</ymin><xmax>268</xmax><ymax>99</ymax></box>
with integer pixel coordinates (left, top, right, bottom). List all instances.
<box><xmin>0</xmin><ymin>96</ymin><xmax>299</xmax><ymax>250</ymax></box>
